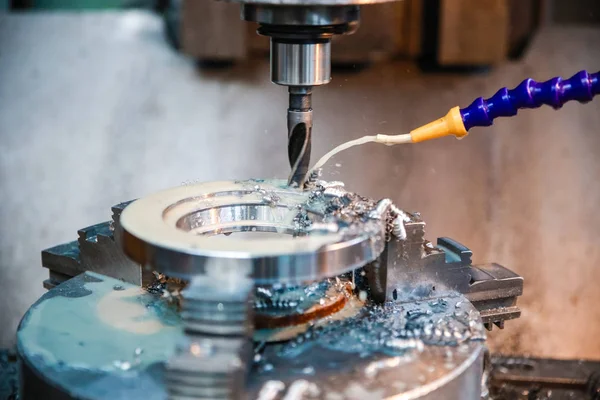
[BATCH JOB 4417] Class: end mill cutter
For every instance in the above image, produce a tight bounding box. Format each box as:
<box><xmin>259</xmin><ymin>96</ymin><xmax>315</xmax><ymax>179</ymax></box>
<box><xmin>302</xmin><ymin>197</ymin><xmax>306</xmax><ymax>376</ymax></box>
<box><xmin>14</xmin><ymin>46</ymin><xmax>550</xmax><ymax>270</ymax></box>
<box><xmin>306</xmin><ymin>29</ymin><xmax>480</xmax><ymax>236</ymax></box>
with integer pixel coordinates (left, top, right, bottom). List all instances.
<box><xmin>287</xmin><ymin>86</ymin><xmax>313</xmax><ymax>186</ymax></box>
<box><xmin>228</xmin><ymin>0</ymin><xmax>396</xmax><ymax>186</ymax></box>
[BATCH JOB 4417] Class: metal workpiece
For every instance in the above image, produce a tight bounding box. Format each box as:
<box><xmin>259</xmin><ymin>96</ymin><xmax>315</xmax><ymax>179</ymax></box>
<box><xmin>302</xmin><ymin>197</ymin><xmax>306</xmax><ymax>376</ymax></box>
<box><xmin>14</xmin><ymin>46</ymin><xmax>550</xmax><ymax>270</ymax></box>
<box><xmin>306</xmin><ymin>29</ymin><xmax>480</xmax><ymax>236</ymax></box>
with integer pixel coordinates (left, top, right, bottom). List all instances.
<box><xmin>118</xmin><ymin>179</ymin><xmax>386</xmax><ymax>284</ymax></box>
<box><xmin>271</xmin><ymin>41</ymin><xmax>331</xmax><ymax>86</ymax></box>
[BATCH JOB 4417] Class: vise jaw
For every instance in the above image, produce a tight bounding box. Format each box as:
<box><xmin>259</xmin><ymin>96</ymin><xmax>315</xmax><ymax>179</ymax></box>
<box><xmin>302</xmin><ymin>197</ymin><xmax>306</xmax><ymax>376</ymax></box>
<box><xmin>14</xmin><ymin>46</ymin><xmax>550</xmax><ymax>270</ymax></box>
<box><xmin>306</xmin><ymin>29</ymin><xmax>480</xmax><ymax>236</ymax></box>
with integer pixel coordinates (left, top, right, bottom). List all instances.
<box><xmin>367</xmin><ymin>212</ymin><xmax>523</xmax><ymax>331</ymax></box>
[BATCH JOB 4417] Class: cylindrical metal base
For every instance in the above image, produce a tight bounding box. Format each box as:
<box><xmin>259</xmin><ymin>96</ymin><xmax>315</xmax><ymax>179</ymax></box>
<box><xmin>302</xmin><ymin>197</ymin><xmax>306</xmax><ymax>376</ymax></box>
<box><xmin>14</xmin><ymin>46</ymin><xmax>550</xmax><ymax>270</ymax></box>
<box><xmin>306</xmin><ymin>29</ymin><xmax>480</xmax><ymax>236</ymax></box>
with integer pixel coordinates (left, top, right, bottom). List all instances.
<box><xmin>271</xmin><ymin>40</ymin><xmax>331</xmax><ymax>86</ymax></box>
<box><xmin>18</xmin><ymin>273</ymin><xmax>486</xmax><ymax>400</ymax></box>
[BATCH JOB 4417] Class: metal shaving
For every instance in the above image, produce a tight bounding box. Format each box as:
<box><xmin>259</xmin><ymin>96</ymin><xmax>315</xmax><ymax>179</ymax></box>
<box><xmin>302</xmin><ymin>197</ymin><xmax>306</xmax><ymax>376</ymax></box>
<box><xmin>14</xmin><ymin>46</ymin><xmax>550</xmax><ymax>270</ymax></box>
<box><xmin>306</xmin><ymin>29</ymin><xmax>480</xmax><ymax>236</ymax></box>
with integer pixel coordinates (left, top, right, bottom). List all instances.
<box><xmin>304</xmin><ymin>174</ymin><xmax>406</xmax><ymax>241</ymax></box>
<box><xmin>146</xmin><ymin>271</ymin><xmax>186</xmax><ymax>309</ymax></box>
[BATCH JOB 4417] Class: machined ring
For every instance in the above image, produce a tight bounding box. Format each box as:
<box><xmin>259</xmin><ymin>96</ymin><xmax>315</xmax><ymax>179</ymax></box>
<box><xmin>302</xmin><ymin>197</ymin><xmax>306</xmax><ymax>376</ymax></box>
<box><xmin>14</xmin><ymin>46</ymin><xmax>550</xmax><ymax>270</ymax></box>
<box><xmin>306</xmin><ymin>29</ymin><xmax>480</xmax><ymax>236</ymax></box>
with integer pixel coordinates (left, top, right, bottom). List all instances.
<box><xmin>119</xmin><ymin>180</ymin><xmax>385</xmax><ymax>284</ymax></box>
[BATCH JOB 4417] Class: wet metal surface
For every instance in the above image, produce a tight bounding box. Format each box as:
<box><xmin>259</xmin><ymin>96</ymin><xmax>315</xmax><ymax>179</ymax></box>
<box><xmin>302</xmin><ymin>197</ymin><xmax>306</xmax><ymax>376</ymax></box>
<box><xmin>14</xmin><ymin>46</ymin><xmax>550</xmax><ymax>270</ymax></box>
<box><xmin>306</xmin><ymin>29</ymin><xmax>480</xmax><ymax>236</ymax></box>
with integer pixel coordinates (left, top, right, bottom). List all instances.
<box><xmin>1</xmin><ymin>12</ymin><xmax>600</xmax><ymax>360</ymax></box>
<box><xmin>17</xmin><ymin>272</ymin><xmax>484</xmax><ymax>399</ymax></box>
<box><xmin>17</xmin><ymin>273</ymin><xmax>180</xmax><ymax>400</ymax></box>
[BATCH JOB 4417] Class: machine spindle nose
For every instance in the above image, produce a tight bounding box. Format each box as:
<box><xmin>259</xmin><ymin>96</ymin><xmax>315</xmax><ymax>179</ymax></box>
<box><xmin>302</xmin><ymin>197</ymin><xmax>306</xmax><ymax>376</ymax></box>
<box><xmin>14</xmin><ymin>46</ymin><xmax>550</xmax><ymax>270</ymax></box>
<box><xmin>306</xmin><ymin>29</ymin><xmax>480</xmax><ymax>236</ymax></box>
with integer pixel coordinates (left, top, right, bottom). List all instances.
<box><xmin>271</xmin><ymin>40</ymin><xmax>331</xmax><ymax>87</ymax></box>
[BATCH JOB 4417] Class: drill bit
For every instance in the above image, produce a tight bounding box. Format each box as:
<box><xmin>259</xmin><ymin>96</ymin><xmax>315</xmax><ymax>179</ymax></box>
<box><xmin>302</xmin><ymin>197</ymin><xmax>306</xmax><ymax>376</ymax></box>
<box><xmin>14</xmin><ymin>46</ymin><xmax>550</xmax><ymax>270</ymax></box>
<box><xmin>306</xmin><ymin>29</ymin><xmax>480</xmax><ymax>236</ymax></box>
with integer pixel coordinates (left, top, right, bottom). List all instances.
<box><xmin>287</xmin><ymin>87</ymin><xmax>313</xmax><ymax>187</ymax></box>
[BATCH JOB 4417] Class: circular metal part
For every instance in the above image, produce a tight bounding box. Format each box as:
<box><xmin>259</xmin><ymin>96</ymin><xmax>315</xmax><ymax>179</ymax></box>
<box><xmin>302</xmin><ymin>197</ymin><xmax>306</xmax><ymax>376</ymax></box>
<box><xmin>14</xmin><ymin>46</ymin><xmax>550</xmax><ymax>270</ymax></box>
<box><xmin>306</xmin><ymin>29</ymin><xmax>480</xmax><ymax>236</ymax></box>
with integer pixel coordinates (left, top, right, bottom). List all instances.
<box><xmin>18</xmin><ymin>273</ymin><xmax>486</xmax><ymax>400</ymax></box>
<box><xmin>272</xmin><ymin>40</ymin><xmax>331</xmax><ymax>86</ymax></box>
<box><xmin>181</xmin><ymin>276</ymin><xmax>254</xmax><ymax>336</ymax></box>
<box><xmin>119</xmin><ymin>180</ymin><xmax>385</xmax><ymax>284</ymax></box>
<box><xmin>242</xmin><ymin>4</ymin><xmax>359</xmax><ymax>26</ymax></box>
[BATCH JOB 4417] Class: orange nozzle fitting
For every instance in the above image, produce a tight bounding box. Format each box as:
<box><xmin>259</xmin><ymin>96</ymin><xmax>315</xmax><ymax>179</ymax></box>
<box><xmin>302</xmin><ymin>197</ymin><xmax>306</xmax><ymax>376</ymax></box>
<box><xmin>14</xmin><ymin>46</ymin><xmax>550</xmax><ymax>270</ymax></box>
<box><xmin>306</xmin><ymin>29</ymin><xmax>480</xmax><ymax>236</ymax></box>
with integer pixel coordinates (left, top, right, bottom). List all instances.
<box><xmin>410</xmin><ymin>106</ymin><xmax>468</xmax><ymax>143</ymax></box>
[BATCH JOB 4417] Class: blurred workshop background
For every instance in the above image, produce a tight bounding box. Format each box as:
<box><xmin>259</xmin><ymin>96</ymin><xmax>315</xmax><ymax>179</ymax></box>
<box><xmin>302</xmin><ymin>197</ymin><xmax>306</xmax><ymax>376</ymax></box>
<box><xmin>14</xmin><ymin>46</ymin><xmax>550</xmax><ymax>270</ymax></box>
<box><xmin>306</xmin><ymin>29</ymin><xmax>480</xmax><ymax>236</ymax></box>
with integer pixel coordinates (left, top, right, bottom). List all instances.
<box><xmin>1</xmin><ymin>0</ymin><xmax>600</xmax><ymax>362</ymax></box>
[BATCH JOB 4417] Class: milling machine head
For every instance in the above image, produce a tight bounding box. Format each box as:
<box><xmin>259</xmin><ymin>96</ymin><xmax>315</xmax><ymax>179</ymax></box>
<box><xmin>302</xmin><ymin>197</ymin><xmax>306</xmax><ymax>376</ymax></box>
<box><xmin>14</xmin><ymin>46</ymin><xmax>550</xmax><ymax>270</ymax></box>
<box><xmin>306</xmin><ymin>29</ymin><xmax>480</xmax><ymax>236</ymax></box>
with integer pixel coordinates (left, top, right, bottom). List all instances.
<box><xmin>227</xmin><ymin>0</ymin><xmax>397</xmax><ymax>186</ymax></box>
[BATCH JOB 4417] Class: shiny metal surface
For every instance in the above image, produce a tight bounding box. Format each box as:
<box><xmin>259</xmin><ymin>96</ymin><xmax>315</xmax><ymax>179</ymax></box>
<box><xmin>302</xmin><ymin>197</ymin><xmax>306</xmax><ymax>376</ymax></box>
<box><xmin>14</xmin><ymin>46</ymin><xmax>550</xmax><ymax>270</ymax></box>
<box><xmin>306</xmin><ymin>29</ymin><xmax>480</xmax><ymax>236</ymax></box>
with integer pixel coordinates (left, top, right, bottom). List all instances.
<box><xmin>241</xmin><ymin>4</ymin><xmax>359</xmax><ymax>26</ymax></box>
<box><xmin>33</xmin><ymin>179</ymin><xmax>511</xmax><ymax>400</ymax></box>
<box><xmin>248</xmin><ymin>293</ymin><xmax>486</xmax><ymax>400</ymax></box>
<box><xmin>32</xmin><ymin>177</ymin><xmax>524</xmax><ymax>400</ymax></box>
<box><xmin>287</xmin><ymin>101</ymin><xmax>313</xmax><ymax>186</ymax></box>
<box><xmin>242</xmin><ymin>1</ymin><xmax>358</xmax><ymax>189</ymax></box>
<box><xmin>166</xmin><ymin>276</ymin><xmax>254</xmax><ymax>400</ymax></box>
<box><xmin>271</xmin><ymin>41</ymin><xmax>331</xmax><ymax>86</ymax></box>
<box><xmin>357</xmin><ymin>198</ymin><xmax>523</xmax><ymax>332</ymax></box>
<box><xmin>17</xmin><ymin>273</ymin><xmax>487</xmax><ymax>400</ymax></box>
<box><xmin>379</xmin><ymin>212</ymin><xmax>524</xmax><ymax>331</ymax></box>
<box><xmin>119</xmin><ymin>179</ymin><xmax>385</xmax><ymax>284</ymax></box>
<box><xmin>40</xmin><ymin>202</ymin><xmax>150</xmax><ymax>290</ymax></box>
<box><xmin>40</xmin><ymin>197</ymin><xmax>523</xmax><ymax>335</ymax></box>
<box><xmin>17</xmin><ymin>273</ymin><xmax>181</xmax><ymax>400</ymax></box>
